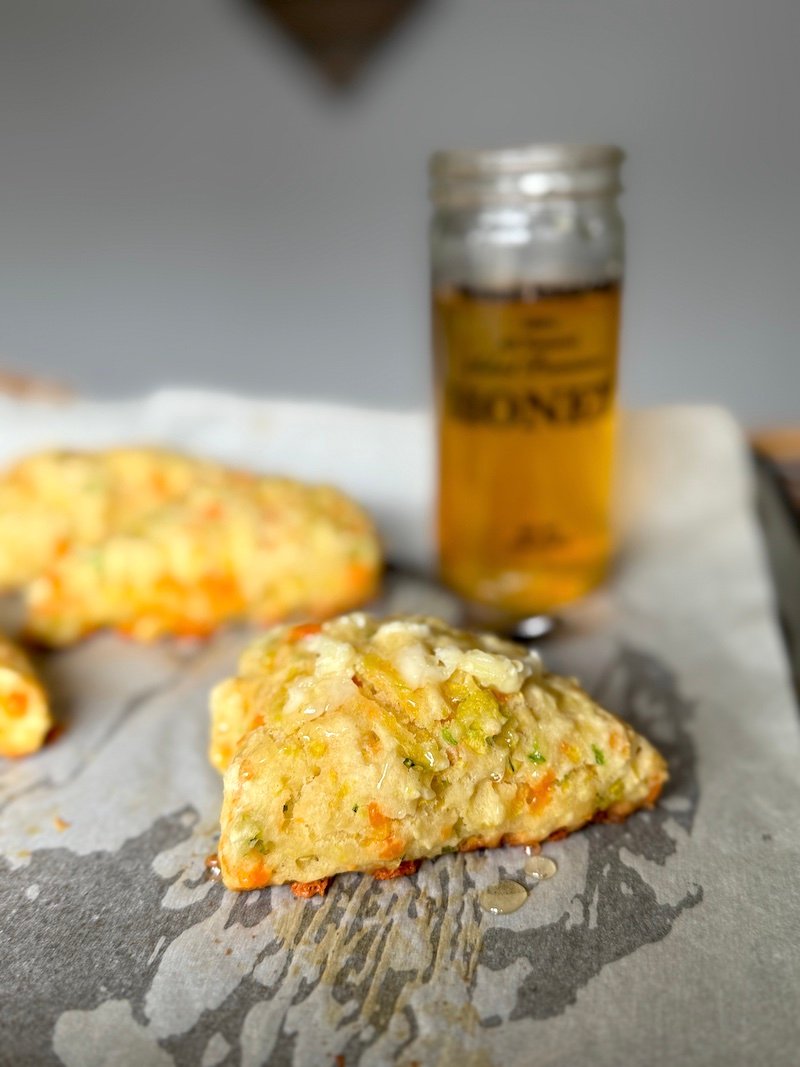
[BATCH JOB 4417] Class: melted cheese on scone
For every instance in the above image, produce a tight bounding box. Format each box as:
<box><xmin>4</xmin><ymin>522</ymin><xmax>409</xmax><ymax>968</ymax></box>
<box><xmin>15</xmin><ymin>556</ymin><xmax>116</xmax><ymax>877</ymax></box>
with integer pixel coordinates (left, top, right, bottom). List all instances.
<box><xmin>214</xmin><ymin>614</ymin><xmax>668</xmax><ymax>890</ymax></box>
<box><xmin>0</xmin><ymin>636</ymin><xmax>52</xmax><ymax>758</ymax></box>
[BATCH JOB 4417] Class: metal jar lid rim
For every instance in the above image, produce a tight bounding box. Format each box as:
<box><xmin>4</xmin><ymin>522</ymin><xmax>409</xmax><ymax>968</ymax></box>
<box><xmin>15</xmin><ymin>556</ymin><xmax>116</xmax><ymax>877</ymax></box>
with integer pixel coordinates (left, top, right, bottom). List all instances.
<box><xmin>429</xmin><ymin>143</ymin><xmax>624</xmax><ymax>203</ymax></box>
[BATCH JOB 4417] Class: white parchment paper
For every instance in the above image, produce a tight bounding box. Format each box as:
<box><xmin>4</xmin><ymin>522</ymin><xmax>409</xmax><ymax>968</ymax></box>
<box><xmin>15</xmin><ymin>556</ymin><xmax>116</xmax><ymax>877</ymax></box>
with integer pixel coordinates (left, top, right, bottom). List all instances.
<box><xmin>0</xmin><ymin>393</ymin><xmax>798</xmax><ymax>1067</ymax></box>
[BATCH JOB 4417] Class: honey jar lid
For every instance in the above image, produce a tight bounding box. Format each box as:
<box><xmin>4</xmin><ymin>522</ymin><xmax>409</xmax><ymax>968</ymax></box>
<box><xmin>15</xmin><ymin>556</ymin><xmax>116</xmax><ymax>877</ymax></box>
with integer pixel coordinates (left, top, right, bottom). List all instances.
<box><xmin>430</xmin><ymin>143</ymin><xmax>624</xmax><ymax>206</ymax></box>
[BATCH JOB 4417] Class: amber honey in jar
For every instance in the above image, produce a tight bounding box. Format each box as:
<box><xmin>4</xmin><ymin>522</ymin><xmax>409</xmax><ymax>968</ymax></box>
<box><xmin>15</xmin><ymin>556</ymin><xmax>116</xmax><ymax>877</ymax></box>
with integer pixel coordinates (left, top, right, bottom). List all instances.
<box><xmin>430</xmin><ymin>144</ymin><xmax>625</xmax><ymax>617</ymax></box>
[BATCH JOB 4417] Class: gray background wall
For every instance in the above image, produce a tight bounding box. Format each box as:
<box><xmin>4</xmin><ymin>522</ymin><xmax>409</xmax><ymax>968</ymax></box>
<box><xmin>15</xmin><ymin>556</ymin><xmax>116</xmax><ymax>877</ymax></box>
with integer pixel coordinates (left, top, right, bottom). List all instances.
<box><xmin>0</xmin><ymin>0</ymin><xmax>797</xmax><ymax>425</ymax></box>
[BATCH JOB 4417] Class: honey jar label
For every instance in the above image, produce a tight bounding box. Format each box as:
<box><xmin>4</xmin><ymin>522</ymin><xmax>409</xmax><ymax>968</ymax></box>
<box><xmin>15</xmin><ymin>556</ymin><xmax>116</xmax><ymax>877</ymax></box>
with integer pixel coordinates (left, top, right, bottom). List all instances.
<box><xmin>434</xmin><ymin>283</ymin><xmax>621</xmax><ymax>613</ymax></box>
<box><xmin>435</xmin><ymin>285</ymin><xmax>620</xmax><ymax>429</ymax></box>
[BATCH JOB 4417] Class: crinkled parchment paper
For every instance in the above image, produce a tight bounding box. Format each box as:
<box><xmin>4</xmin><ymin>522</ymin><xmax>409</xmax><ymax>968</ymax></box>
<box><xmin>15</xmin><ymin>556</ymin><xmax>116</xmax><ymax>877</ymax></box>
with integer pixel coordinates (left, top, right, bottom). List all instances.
<box><xmin>0</xmin><ymin>393</ymin><xmax>798</xmax><ymax>1067</ymax></box>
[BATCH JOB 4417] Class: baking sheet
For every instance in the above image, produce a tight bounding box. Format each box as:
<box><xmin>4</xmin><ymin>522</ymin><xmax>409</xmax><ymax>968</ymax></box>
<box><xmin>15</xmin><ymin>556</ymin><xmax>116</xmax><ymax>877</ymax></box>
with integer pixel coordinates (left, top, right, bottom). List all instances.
<box><xmin>1</xmin><ymin>395</ymin><xmax>798</xmax><ymax>1067</ymax></box>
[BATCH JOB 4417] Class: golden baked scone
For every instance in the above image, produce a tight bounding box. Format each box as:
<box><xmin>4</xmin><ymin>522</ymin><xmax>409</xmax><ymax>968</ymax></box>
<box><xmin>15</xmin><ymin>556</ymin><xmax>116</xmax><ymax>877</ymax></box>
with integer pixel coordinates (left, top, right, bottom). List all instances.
<box><xmin>25</xmin><ymin>480</ymin><xmax>380</xmax><ymax>645</ymax></box>
<box><xmin>213</xmin><ymin>614</ymin><xmax>667</xmax><ymax>892</ymax></box>
<box><xmin>0</xmin><ymin>445</ymin><xmax>380</xmax><ymax>644</ymax></box>
<box><xmin>0</xmin><ymin>447</ymin><xmax>225</xmax><ymax>589</ymax></box>
<box><xmin>0</xmin><ymin>636</ymin><xmax>52</xmax><ymax>758</ymax></box>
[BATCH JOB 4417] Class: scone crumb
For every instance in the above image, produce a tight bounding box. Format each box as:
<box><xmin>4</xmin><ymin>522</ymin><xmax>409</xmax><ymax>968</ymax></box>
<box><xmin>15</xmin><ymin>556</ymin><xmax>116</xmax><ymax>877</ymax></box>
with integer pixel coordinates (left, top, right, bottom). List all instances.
<box><xmin>290</xmin><ymin>878</ymin><xmax>331</xmax><ymax>899</ymax></box>
<box><xmin>372</xmin><ymin>860</ymin><xmax>421</xmax><ymax>880</ymax></box>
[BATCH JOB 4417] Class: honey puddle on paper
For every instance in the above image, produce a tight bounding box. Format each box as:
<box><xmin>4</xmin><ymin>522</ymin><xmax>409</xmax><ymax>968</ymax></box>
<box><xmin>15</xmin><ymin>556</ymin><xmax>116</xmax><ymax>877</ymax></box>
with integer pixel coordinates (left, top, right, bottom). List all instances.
<box><xmin>479</xmin><ymin>880</ymin><xmax>528</xmax><ymax>915</ymax></box>
<box><xmin>479</xmin><ymin>855</ymin><xmax>558</xmax><ymax>915</ymax></box>
<box><xmin>524</xmin><ymin>855</ymin><xmax>557</xmax><ymax>881</ymax></box>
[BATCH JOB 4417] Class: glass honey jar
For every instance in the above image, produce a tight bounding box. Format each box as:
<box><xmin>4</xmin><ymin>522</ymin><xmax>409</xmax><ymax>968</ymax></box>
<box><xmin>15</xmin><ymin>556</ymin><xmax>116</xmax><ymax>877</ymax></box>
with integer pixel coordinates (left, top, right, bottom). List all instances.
<box><xmin>430</xmin><ymin>144</ymin><xmax>625</xmax><ymax>619</ymax></box>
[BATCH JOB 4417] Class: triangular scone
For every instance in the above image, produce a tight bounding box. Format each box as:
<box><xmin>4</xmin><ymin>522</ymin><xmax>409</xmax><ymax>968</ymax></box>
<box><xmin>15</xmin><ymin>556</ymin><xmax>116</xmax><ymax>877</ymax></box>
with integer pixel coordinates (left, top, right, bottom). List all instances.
<box><xmin>0</xmin><ymin>636</ymin><xmax>51</xmax><ymax>758</ymax></box>
<box><xmin>215</xmin><ymin>614</ymin><xmax>667</xmax><ymax>892</ymax></box>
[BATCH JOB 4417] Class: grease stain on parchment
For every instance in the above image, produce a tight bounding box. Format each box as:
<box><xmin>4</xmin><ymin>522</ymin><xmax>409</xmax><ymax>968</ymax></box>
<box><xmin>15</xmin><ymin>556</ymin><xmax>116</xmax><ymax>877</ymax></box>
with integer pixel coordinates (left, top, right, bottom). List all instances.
<box><xmin>0</xmin><ymin>642</ymin><xmax>702</xmax><ymax>1067</ymax></box>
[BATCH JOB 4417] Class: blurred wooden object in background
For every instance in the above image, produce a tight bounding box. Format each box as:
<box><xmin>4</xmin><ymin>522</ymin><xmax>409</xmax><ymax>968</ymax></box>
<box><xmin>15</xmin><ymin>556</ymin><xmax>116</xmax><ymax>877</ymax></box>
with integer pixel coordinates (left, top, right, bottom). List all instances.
<box><xmin>752</xmin><ymin>428</ymin><xmax>800</xmax><ymax>514</ymax></box>
<box><xmin>0</xmin><ymin>369</ymin><xmax>71</xmax><ymax>401</ymax></box>
<box><xmin>752</xmin><ymin>428</ymin><xmax>800</xmax><ymax>701</ymax></box>
<box><xmin>247</xmin><ymin>0</ymin><xmax>426</xmax><ymax>88</ymax></box>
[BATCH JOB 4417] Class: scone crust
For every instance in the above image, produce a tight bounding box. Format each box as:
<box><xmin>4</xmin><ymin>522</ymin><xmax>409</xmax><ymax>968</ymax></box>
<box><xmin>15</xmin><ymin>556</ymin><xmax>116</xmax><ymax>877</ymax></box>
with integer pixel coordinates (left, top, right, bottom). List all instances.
<box><xmin>215</xmin><ymin>614</ymin><xmax>668</xmax><ymax>890</ymax></box>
